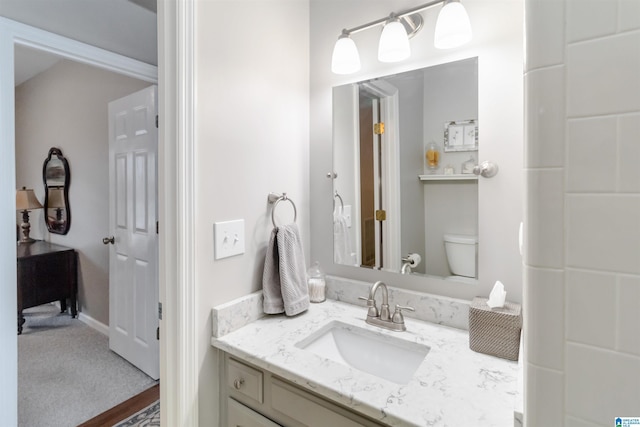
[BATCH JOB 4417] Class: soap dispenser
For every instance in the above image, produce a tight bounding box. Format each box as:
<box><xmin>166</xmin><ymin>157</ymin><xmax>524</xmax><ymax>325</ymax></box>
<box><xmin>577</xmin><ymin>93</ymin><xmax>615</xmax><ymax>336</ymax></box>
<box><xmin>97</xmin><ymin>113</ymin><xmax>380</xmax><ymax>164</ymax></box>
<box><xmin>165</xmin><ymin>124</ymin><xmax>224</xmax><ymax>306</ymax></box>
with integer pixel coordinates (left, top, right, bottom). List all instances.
<box><xmin>307</xmin><ymin>261</ymin><xmax>326</xmax><ymax>303</ymax></box>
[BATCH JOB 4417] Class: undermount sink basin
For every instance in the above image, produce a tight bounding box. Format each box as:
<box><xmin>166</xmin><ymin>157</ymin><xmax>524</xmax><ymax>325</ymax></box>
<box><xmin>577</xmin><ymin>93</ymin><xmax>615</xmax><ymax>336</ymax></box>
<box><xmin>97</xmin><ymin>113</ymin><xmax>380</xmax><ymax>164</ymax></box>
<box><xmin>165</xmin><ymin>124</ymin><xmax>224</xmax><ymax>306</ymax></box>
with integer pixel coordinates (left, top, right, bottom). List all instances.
<box><xmin>295</xmin><ymin>321</ymin><xmax>430</xmax><ymax>385</ymax></box>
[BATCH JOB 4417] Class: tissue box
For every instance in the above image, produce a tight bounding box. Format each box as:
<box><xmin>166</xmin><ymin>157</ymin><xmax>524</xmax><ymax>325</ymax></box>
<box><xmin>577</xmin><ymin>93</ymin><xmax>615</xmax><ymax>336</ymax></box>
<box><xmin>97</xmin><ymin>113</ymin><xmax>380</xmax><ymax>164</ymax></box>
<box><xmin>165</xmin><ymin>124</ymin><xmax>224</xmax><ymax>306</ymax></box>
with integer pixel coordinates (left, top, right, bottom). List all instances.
<box><xmin>469</xmin><ymin>297</ymin><xmax>522</xmax><ymax>361</ymax></box>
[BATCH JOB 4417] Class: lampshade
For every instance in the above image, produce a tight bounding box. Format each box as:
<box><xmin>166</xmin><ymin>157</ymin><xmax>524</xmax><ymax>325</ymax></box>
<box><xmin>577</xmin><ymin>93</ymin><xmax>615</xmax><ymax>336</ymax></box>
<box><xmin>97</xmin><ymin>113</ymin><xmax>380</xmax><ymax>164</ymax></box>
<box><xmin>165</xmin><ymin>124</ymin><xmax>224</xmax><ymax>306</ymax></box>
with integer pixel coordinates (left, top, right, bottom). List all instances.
<box><xmin>16</xmin><ymin>187</ymin><xmax>43</xmax><ymax>211</ymax></box>
<box><xmin>331</xmin><ymin>34</ymin><xmax>361</xmax><ymax>75</ymax></box>
<box><xmin>48</xmin><ymin>188</ymin><xmax>65</xmax><ymax>208</ymax></box>
<box><xmin>378</xmin><ymin>18</ymin><xmax>411</xmax><ymax>63</ymax></box>
<box><xmin>434</xmin><ymin>0</ymin><xmax>472</xmax><ymax>49</ymax></box>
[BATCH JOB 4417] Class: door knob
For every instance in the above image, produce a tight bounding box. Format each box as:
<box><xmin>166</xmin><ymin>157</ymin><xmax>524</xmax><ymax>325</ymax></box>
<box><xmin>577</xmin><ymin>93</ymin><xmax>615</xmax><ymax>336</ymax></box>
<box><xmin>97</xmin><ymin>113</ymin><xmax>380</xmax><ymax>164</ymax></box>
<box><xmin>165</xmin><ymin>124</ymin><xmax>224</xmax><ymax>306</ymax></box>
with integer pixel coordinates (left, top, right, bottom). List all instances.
<box><xmin>102</xmin><ymin>236</ymin><xmax>115</xmax><ymax>245</ymax></box>
<box><xmin>473</xmin><ymin>161</ymin><xmax>499</xmax><ymax>178</ymax></box>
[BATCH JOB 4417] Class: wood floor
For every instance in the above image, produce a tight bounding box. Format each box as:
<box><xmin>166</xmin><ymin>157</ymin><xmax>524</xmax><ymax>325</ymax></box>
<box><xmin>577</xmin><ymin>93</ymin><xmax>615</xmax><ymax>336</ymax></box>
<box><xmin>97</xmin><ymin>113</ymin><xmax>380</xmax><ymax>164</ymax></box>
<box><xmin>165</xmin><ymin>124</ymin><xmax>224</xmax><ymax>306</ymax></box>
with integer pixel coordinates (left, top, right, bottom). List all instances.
<box><xmin>77</xmin><ymin>383</ymin><xmax>159</xmax><ymax>427</ymax></box>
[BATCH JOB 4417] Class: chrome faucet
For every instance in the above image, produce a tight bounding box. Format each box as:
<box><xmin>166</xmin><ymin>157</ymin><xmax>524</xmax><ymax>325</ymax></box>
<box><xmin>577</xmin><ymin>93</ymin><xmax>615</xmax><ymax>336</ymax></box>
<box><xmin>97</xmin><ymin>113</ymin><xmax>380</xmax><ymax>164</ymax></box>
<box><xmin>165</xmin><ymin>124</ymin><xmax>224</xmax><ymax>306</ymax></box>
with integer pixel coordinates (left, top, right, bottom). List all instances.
<box><xmin>359</xmin><ymin>281</ymin><xmax>414</xmax><ymax>331</ymax></box>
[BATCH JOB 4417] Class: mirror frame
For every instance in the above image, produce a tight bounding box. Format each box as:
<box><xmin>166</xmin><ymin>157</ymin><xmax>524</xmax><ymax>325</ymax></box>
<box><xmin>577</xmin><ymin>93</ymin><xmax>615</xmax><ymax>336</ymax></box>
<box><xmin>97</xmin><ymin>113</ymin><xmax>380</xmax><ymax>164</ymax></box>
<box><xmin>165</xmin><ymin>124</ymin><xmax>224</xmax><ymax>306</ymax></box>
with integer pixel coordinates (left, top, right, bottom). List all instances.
<box><xmin>42</xmin><ymin>147</ymin><xmax>71</xmax><ymax>235</ymax></box>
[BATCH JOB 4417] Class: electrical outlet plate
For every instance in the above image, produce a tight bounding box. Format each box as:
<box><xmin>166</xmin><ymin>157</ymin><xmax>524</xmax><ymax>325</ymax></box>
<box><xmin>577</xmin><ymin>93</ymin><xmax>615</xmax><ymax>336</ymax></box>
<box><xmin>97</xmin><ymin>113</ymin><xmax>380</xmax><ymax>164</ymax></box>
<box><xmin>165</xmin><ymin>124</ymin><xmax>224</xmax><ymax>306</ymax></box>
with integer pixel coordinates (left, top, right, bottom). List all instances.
<box><xmin>214</xmin><ymin>219</ymin><xmax>245</xmax><ymax>260</ymax></box>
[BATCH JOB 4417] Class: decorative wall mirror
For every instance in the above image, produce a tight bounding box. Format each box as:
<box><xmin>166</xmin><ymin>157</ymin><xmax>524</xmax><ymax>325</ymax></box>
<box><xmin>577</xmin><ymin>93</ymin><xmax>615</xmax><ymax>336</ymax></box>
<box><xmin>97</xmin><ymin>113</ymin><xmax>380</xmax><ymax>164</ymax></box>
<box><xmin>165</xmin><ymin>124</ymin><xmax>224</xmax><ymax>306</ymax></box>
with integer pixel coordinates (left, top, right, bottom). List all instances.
<box><xmin>43</xmin><ymin>147</ymin><xmax>71</xmax><ymax>234</ymax></box>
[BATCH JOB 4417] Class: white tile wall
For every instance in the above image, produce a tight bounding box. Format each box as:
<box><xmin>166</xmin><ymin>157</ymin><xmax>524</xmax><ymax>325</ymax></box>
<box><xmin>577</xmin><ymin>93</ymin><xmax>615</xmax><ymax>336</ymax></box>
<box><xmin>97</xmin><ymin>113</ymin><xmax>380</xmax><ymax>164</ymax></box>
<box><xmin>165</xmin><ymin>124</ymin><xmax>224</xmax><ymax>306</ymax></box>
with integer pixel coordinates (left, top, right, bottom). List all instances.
<box><xmin>525</xmin><ymin>169</ymin><xmax>564</xmax><ymax>268</ymax></box>
<box><xmin>617</xmin><ymin>275</ymin><xmax>640</xmax><ymax>357</ymax></box>
<box><xmin>524</xmin><ymin>266</ymin><xmax>564</xmax><ymax>370</ymax></box>
<box><xmin>566</xmin><ymin>415</ymin><xmax>609</xmax><ymax>427</ymax></box>
<box><xmin>524</xmin><ymin>0</ymin><xmax>564</xmax><ymax>69</ymax></box>
<box><xmin>525</xmin><ymin>67</ymin><xmax>565</xmax><ymax>168</ymax></box>
<box><xmin>619</xmin><ymin>0</ymin><xmax>640</xmax><ymax>32</ymax></box>
<box><xmin>566</xmin><ymin>343</ymin><xmax>640</xmax><ymax>425</ymax></box>
<box><xmin>566</xmin><ymin>269</ymin><xmax>616</xmax><ymax>349</ymax></box>
<box><xmin>566</xmin><ymin>195</ymin><xmax>640</xmax><ymax>274</ymax></box>
<box><xmin>525</xmin><ymin>0</ymin><xmax>640</xmax><ymax>424</ymax></box>
<box><xmin>525</xmin><ymin>364</ymin><xmax>564</xmax><ymax>426</ymax></box>
<box><xmin>618</xmin><ymin>114</ymin><xmax>640</xmax><ymax>193</ymax></box>
<box><xmin>566</xmin><ymin>0</ymin><xmax>617</xmax><ymax>42</ymax></box>
<box><xmin>567</xmin><ymin>32</ymin><xmax>640</xmax><ymax>117</ymax></box>
<box><xmin>566</xmin><ymin>117</ymin><xmax>617</xmax><ymax>192</ymax></box>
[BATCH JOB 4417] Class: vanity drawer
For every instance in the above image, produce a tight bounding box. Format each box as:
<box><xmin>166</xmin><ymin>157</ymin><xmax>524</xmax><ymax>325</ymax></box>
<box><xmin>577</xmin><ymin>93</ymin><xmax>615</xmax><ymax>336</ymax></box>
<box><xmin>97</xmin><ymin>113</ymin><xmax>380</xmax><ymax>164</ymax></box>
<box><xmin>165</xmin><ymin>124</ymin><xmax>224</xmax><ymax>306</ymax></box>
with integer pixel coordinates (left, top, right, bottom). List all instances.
<box><xmin>227</xmin><ymin>357</ymin><xmax>264</xmax><ymax>404</ymax></box>
<box><xmin>271</xmin><ymin>378</ymin><xmax>383</xmax><ymax>427</ymax></box>
<box><xmin>227</xmin><ymin>398</ymin><xmax>281</xmax><ymax>427</ymax></box>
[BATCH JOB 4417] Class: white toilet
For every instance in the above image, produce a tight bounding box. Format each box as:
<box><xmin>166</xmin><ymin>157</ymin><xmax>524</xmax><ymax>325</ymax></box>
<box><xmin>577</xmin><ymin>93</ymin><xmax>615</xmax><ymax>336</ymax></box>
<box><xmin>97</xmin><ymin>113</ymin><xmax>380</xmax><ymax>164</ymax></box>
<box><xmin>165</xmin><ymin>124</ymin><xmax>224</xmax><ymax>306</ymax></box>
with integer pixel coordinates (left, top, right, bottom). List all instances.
<box><xmin>443</xmin><ymin>234</ymin><xmax>478</xmax><ymax>283</ymax></box>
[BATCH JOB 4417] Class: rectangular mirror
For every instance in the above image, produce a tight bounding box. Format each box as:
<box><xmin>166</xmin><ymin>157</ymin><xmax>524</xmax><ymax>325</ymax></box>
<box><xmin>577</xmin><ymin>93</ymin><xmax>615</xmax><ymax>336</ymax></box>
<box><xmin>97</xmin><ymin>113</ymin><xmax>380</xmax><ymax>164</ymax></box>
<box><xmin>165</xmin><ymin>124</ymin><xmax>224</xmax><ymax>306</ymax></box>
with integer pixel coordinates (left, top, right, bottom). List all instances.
<box><xmin>332</xmin><ymin>57</ymin><xmax>479</xmax><ymax>282</ymax></box>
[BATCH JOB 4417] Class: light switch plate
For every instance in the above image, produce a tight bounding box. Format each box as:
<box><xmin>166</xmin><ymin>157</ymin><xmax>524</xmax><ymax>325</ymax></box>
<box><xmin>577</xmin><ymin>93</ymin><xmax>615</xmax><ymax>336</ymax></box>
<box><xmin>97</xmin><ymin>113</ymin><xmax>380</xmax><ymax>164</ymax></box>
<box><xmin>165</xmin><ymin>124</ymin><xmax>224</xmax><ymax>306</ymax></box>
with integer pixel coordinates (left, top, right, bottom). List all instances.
<box><xmin>214</xmin><ymin>219</ymin><xmax>245</xmax><ymax>260</ymax></box>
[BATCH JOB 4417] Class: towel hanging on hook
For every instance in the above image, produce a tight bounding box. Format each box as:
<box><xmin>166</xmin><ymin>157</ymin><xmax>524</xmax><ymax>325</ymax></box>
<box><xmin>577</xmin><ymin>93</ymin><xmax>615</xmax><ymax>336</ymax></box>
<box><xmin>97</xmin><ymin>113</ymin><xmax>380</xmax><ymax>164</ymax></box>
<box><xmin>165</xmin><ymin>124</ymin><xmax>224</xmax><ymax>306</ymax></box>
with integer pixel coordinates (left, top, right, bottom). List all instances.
<box><xmin>268</xmin><ymin>192</ymin><xmax>297</xmax><ymax>228</ymax></box>
<box><xmin>333</xmin><ymin>190</ymin><xmax>344</xmax><ymax>213</ymax></box>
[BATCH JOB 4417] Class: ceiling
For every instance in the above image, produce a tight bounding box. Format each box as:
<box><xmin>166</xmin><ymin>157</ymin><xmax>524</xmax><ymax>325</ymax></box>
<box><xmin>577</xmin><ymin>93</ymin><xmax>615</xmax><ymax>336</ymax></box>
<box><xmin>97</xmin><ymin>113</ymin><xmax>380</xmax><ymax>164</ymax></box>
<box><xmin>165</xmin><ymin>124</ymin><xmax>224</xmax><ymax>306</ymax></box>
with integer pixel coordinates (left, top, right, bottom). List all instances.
<box><xmin>3</xmin><ymin>0</ymin><xmax>157</xmax><ymax>85</ymax></box>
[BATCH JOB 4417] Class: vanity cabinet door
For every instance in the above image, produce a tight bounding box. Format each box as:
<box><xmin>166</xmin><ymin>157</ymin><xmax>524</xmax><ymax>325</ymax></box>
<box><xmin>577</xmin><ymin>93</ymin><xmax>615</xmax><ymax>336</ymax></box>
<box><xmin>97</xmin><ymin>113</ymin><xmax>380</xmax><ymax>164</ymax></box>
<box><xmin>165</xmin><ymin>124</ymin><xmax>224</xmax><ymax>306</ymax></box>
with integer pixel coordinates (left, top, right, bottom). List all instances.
<box><xmin>228</xmin><ymin>398</ymin><xmax>281</xmax><ymax>427</ymax></box>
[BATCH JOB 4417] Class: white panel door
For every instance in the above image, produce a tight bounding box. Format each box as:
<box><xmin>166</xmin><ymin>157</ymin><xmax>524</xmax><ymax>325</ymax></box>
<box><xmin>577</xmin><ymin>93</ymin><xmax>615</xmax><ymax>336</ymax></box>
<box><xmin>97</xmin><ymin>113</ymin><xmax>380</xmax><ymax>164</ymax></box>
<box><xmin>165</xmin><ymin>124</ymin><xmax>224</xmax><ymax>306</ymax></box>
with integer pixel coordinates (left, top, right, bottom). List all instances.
<box><xmin>107</xmin><ymin>85</ymin><xmax>159</xmax><ymax>380</ymax></box>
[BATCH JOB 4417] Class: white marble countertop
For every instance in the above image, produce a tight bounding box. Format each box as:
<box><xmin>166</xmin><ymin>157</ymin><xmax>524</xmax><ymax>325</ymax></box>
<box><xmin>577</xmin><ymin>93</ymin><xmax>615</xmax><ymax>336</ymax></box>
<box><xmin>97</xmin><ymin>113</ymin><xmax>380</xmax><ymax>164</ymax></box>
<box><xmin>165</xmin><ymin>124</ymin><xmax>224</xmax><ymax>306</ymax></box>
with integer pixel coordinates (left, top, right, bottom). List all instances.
<box><xmin>211</xmin><ymin>299</ymin><xmax>518</xmax><ymax>427</ymax></box>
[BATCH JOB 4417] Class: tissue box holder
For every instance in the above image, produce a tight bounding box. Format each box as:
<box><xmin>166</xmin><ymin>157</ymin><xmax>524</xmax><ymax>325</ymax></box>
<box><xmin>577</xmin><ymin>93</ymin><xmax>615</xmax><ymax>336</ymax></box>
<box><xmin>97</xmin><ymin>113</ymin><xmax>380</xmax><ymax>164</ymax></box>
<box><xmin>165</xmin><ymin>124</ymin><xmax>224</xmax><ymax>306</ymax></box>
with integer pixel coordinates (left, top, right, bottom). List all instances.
<box><xmin>469</xmin><ymin>297</ymin><xmax>522</xmax><ymax>361</ymax></box>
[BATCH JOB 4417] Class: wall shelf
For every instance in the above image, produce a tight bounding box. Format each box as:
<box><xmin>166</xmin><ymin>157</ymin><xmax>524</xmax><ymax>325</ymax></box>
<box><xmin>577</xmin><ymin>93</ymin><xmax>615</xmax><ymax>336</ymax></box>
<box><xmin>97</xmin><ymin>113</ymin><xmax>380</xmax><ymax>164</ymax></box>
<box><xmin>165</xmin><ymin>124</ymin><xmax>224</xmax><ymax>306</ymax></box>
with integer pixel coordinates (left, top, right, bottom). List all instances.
<box><xmin>419</xmin><ymin>174</ymin><xmax>478</xmax><ymax>181</ymax></box>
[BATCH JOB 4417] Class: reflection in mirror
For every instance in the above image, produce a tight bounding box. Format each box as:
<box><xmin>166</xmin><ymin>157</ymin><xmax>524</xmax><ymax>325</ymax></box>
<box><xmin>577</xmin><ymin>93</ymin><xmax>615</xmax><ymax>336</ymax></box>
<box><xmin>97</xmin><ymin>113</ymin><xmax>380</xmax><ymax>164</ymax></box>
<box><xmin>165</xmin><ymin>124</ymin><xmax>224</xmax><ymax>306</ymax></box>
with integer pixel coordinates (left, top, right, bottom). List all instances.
<box><xmin>333</xmin><ymin>57</ymin><xmax>478</xmax><ymax>282</ymax></box>
<box><xmin>43</xmin><ymin>147</ymin><xmax>71</xmax><ymax>234</ymax></box>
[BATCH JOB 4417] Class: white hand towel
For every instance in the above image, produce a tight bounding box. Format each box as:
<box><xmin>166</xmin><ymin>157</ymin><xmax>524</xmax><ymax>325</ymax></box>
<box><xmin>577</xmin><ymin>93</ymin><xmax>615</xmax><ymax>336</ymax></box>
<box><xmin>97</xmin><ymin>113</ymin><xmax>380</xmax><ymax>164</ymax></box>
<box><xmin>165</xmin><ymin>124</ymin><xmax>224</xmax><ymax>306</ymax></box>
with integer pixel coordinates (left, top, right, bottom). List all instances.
<box><xmin>262</xmin><ymin>228</ymin><xmax>284</xmax><ymax>314</ymax></box>
<box><xmin>333</xmin><ymin>213</ymin><xmax>353</xmax><ymax>265</ymax></box>
<box><xmin>276</xmin><ymin>223</ymin><xmax>309</xmax><ymax>316</ymax></box>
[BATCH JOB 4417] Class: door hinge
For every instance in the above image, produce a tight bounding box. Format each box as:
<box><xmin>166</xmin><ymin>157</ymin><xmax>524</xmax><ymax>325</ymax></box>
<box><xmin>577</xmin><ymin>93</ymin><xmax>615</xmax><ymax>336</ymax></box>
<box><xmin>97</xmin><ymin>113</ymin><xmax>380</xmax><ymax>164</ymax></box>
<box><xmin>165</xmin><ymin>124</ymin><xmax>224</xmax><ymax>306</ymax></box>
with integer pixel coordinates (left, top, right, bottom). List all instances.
<box><xmin>156</xmin><ymin>327</ymin><xmax>160</xmax><ymax>340</ymax></box>
<box><xmin>158</xmin><ymin>302</ymin><xmax>162</xmax><ymax>320</ymax></box>
<box><xmin>375</xmin><ymin>209</ymin><xmax>387</xmax><ymax>221</ymax></box>
<box><xmin>156</xmin><ymin>221</ymin><xmax>159</xmax><ymax>234</ymax></box>
<box><xmin>155</xmin><ymin>115</ymin><xmax>159</xmax><ymax>128</ymax></box>
<box><xmin>374</xmin><ymin>122</ymin><xmax>385</xmax><ymax>135</ymax></box>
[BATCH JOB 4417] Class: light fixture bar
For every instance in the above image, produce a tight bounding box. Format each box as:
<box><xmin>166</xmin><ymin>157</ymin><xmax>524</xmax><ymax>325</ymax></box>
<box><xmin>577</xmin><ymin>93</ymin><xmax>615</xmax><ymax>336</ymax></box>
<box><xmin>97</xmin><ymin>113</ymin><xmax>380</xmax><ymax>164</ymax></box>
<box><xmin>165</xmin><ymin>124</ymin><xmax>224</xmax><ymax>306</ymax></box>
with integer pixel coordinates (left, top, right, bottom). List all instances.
<box><xmin>340</xmin><ymin>0</ymin><xmax>444</xmax><ymax>36</ymax></box>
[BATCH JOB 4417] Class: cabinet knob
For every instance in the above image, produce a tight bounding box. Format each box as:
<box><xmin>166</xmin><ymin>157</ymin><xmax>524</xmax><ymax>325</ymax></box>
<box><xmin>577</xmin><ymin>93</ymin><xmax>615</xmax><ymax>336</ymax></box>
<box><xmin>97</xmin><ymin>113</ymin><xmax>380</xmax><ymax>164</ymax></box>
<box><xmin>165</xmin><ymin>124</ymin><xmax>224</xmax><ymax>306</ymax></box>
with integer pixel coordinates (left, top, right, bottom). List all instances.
<box><xmin>233</xmin><ymin>378</ymin><xmax>244</xmax><ymax>390</ymax></box>
<box><xmin>102</xmin><ymin>236</ymin><xmax>115</xmax><ymax>245</ymax></box>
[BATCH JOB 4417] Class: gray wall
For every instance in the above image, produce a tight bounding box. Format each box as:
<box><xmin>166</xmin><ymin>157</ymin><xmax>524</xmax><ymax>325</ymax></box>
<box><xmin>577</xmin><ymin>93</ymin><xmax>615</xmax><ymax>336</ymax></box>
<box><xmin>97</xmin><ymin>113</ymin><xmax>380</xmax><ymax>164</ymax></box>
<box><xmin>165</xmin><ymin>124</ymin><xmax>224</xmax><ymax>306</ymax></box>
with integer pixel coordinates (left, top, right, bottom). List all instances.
<box><xmin>15</xmin><ymin>59</ymin><xmax>150</xmax><ymax>326</ymax></box>
<box><xmin>421</xmin><ymin>59</ymin><xmax>478</xmax><ymax>277</ymax></box>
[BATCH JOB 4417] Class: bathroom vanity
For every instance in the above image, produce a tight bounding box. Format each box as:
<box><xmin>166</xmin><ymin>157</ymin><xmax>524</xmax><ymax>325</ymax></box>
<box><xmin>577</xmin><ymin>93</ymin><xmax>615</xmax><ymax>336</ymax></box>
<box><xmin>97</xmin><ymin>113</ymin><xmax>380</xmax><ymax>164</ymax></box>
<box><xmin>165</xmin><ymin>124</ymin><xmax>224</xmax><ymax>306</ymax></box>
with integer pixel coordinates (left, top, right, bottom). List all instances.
<box><xmin>212</xmin><ymin>294</ymin><xmax>519</xmax><ymax>427</ymax></box>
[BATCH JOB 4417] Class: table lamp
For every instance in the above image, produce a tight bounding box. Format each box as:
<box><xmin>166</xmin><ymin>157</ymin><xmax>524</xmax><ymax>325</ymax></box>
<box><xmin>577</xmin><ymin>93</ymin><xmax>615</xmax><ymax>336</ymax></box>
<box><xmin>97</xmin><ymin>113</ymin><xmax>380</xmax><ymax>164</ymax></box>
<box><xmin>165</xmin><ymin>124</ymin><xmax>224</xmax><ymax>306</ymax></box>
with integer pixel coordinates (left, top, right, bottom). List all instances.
<box><xmin>16</xmin><ymin>187</ymin><xmax>43</xmax><ymax>244</ymax></box>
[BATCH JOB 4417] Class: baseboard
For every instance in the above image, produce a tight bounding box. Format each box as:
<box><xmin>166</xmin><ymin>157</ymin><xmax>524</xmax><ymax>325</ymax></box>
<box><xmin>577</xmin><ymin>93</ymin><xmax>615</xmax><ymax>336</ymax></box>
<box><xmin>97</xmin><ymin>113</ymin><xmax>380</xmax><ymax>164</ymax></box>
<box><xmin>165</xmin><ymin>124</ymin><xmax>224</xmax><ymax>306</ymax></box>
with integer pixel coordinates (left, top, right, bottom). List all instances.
<box><xmin>50</xmin><ymin>301</ymin><xmax>109</xmax><ymax>336</ymax></box>
<box><xmin>78</xmin><ymin>312</ymin><xmax>109</xmax><ymax>336</ymax></box>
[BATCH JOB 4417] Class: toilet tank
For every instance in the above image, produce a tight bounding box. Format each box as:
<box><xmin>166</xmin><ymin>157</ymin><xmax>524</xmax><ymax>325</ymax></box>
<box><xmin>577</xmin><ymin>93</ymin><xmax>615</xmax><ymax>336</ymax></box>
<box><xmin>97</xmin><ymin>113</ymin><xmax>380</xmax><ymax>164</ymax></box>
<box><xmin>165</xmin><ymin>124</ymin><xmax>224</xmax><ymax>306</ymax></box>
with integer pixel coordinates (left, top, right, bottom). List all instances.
<box><xmin>443</xmin><ymin>234</ymin><xmax>478</xmax><ymax>278</ymax></box>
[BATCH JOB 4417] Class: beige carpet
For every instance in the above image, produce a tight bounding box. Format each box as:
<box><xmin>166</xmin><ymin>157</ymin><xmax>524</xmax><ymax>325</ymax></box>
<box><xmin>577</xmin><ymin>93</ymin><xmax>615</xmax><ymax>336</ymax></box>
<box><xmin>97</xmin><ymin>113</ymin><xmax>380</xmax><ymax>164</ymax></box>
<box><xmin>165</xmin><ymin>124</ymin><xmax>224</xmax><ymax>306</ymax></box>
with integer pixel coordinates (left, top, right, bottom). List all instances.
<box><xmin>18</xmin><ymin>304</ymin><xmax>157</xmax><ymax>427</ymax></box>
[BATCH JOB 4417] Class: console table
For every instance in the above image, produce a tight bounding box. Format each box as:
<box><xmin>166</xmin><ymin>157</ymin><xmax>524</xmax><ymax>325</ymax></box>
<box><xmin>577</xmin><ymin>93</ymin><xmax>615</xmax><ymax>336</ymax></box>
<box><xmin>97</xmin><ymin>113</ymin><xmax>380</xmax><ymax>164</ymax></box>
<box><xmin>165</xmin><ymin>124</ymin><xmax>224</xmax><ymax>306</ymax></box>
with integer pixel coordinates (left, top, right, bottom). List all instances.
<box><xmin>17</xmin><ymin>241</ymin><xmax>78</xmax><ymax>334</ymax></box>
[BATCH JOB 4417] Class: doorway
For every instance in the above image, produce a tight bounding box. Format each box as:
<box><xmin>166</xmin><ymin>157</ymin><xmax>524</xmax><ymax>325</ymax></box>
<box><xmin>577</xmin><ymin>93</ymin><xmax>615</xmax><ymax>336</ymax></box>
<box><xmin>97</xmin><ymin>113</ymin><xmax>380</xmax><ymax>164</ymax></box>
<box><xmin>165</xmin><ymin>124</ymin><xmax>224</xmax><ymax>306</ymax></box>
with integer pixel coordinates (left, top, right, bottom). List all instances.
<box><xmin>0</xmin><ymin>17</ymin><xmax>159</xmax><ymax>426</ymax></box>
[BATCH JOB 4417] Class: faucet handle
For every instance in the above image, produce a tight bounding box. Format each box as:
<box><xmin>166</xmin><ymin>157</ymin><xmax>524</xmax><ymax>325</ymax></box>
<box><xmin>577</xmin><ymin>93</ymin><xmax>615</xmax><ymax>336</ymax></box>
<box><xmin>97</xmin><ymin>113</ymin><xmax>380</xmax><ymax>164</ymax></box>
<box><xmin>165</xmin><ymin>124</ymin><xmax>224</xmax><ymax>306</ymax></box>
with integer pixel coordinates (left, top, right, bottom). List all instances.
<box><xmin>358</xmin><ymin>296</ymin><xmax>379</xmax><ymax>318</ymax></box>
<box><xmin>392</xmin><ymin>304</ymin><xmax>415</xmax><ymax>324</ymax></box>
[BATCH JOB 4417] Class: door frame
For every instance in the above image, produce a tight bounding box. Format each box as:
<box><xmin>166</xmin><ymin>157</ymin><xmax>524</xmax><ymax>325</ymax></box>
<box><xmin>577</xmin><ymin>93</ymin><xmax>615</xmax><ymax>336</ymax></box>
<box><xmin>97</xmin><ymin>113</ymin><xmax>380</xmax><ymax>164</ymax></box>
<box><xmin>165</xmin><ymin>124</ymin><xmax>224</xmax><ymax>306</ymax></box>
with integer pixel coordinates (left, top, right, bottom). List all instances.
<box><xmin>0</xmin><ymin>16</ymin><xmax>189</xmax><ymax>426</ymax></box>
<box><xmin>358</xmin><ymin>80</ymin><xmax>402</xmax><ymax>273</ymax></box>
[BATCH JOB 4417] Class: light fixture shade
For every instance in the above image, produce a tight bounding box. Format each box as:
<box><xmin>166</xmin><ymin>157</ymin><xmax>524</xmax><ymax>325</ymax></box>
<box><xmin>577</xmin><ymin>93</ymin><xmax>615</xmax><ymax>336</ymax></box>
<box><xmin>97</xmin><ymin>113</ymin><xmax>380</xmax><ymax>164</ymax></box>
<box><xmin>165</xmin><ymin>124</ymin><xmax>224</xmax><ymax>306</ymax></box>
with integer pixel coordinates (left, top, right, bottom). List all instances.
<box><xmin>16</xmin><ymin>187</ymin><xmax>42</xmax><ymax>211</ymax></box>
<box><xmin>434</xmin><ymin>0</ymin><xmax>473</xmax><ymax>49</ymax></box>
<box><xmin>378</xmin><ymin>19</ymin><xmax>411</xmax><ymax>63</ymax></box>
<box><xmin>331</xmin><ymin>35</ymin><xmax>361</xmax><ymax>75</ymax></box>
<box><xmin>48</xmin><ymin>188</ymin><xmax>65</xmax><ymax>208</ymax></box>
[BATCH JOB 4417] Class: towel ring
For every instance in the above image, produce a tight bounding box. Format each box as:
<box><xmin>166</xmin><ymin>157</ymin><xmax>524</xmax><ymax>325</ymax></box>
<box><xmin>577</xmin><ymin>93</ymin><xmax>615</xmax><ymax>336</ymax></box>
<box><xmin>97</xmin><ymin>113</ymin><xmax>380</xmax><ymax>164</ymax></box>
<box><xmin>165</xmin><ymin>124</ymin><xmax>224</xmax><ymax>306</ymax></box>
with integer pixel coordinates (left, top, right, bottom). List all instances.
<box><xmin>268</xmin><ymin>192</ymin><xmax>297</xmax><ymax>228</ymax></box>
<box><xmin>333</xmin><ymin>190</ymin><xmax>344</xmax><ymax>211</ymax></box>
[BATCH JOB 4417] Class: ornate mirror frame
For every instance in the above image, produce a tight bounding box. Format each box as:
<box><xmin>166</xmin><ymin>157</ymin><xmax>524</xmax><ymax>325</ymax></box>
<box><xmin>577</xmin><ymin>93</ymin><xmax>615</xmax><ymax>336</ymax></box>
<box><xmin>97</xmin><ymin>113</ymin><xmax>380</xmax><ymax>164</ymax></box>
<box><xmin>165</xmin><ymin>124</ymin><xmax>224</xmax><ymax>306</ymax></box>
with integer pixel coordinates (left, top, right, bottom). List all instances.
<box><xmin>43</xmin><ymin>147</ymin><xmax>71</xmax><ymax>235</ymax></box>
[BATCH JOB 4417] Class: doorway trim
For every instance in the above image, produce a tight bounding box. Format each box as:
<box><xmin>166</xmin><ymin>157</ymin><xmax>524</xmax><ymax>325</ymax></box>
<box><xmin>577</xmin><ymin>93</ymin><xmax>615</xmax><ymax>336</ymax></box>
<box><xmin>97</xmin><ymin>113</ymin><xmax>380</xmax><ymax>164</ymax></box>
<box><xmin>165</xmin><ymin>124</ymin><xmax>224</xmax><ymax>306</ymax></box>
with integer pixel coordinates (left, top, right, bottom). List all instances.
<box><xmin>0</xmin><ymin>16</ymin><xmax>164</xmax><ymax>426</ymax></box>
<box><xmin>157</xmin><ymin>0</ymin><xmax>198</xmax><ymax>424</ymax></box>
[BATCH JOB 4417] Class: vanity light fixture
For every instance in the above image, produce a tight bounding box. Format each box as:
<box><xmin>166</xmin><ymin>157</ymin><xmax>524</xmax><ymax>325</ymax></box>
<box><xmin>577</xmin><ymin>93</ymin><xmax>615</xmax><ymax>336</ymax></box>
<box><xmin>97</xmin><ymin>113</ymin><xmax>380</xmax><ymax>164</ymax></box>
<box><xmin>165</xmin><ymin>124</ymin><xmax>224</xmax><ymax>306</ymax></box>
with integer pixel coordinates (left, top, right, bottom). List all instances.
<box><xmin>378</xmin><ymin>15</ymin><xmax>411</xmax><ymax>63</ymax></box>
<box><xmin>434</xmin><ymin>0</ymin><xmax>473</xmax><ymax>49</ymax></box>
<box><xmin>331</xmin><ymin>0</ymin><xmax>472</xmax><ymax>74</ymax></box>
<box><xmin>331</xmin><ymin>32</ymin><xmax>361</xmax><ymax>75</ymax></box>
